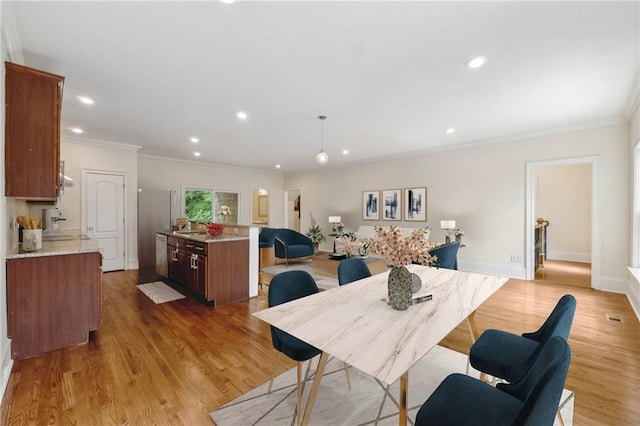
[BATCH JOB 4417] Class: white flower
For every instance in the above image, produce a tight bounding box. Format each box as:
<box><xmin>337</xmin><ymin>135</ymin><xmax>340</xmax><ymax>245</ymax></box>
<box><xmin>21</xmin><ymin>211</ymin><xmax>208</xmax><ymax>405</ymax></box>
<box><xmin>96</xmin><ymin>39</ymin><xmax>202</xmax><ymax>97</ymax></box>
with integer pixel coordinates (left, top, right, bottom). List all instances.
<box><xmin>218</xmin><ymin>205</ymin><xmax>231</xmax><ymax>216</ymax></box>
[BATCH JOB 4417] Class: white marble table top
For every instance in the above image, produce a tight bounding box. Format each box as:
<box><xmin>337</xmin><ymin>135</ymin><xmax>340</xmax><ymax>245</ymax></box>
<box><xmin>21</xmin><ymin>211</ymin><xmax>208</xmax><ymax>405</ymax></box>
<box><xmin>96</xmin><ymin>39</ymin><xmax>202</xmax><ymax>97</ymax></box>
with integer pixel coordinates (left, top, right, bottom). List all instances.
<box><xmin>254</xmin><ymin>264</ymin><xmax>508</xmax><ymax>386</ymax></box>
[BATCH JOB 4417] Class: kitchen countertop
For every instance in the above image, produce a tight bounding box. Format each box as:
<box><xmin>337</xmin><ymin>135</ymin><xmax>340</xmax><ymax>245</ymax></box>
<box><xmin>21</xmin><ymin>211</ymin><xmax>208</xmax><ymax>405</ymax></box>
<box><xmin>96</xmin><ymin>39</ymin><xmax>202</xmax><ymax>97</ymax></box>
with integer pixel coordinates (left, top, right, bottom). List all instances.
<box><xmin>157</xmin><ymin>230</ymin><xmax>250</xmax><ymax>243</ymax></box>
<box><xmin>7</xmin><ymin>237</ymin><xmax>100</xmax><ymax>259</ymax></box>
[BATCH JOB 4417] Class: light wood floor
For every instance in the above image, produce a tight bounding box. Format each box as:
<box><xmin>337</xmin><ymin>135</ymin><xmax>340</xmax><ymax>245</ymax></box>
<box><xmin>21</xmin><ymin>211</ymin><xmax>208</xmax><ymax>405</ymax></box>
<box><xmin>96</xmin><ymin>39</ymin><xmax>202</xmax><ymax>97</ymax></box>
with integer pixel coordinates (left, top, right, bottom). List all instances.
<box><xmin>1</xmin><ymin>269</ymin><xmax>638</xmax><ymax>425</ymax></box>
<box><xmin>535</xmin><ymin>259</ymin><xmax>592</xmax><ymax>289</ymax></box>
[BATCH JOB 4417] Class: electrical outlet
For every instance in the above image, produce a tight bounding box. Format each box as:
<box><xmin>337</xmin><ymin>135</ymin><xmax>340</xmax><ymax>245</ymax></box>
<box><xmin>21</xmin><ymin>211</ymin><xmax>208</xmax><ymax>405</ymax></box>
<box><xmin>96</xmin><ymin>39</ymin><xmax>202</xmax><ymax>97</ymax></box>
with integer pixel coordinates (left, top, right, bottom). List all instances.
<box><xmin>510</xmin><ymin>254</ymin><xmax>522</xmax><ymax>262</ymax></box>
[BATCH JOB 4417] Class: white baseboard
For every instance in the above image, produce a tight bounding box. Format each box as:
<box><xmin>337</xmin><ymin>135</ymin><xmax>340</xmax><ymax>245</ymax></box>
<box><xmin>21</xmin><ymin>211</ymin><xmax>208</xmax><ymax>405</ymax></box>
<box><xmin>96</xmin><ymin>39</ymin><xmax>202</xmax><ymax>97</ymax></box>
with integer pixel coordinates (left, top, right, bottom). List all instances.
<box><xmin>458</xmin><ymin>261</ymin><xmax>527</xmax><ymax>280</ymax></box>
<box><xmin>547</xmin><ymin>251</ymin><xmax>591</xmax><ymax>263</ymax></box>
<box><xmin>128</xmin><ymin>259</ymin><xmax>139</xmax><ymax>270</ymax></box>
<box><xmin>0</xmin><ymin>343</ymin><xmax>14</xmax><ymax>404</ymax></box>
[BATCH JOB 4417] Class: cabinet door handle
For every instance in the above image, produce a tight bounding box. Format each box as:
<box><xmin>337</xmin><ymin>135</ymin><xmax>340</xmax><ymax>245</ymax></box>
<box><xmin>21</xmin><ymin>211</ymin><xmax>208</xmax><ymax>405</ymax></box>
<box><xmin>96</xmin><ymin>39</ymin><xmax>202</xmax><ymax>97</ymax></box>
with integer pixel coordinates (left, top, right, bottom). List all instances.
<box><xmin>195</xmin><ymin>246</ymin><xmax>204</xmax><ymax>251</ymax></box>
<box><xmin>172</xmin><ymin>248</ymin><xmax>178</xmax><ymax>261</ymax></box>
<box><xmin>192</xmin><ymin>255</ymin><xmax>198</xmax><ymax>270</ymax></box>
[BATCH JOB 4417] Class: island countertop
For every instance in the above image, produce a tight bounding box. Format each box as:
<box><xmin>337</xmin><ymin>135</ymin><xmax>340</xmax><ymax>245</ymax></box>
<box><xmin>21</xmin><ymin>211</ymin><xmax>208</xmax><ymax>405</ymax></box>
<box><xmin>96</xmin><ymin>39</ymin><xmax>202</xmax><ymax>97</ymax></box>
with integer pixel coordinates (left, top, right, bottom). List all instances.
<box><xmin>157</xmin><ymin>229</ymin><xmax>250</xmax><ymax>243</ymax></box>
<box><xmin>6</xmin><ymin>237</ymin><xmax>100</xmax><ymax>259</ymax></box>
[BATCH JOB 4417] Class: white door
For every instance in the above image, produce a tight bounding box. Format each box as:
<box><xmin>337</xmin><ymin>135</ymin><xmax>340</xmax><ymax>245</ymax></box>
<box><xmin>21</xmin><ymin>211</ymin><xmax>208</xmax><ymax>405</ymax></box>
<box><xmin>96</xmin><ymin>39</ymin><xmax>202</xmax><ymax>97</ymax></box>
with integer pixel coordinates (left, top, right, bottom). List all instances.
<box><xmin>87</xmin><ymin>172</ymin><xmax>125</xmax><ymax>271</ymax></box>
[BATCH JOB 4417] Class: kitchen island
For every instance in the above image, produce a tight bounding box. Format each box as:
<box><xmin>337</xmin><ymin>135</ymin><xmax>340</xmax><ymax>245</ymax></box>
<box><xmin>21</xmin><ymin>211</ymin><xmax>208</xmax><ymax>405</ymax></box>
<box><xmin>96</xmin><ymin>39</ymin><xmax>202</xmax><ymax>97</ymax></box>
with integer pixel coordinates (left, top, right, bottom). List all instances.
<box><xmin>6</xmin><ymin>237</ymin><xmax>102</xmax><ymax>359</ymax></box>
<box><xmin>158</xmin><ymin>229</ymin><xmax>252</xmax><ymax>307</ymax></box>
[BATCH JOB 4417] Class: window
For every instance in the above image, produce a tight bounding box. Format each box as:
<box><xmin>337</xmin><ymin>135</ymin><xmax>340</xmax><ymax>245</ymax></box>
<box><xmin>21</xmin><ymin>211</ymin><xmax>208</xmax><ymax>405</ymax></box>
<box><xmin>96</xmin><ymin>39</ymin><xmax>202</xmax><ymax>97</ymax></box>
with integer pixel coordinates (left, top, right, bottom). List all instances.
<box><xmin>184</xmin><ymin>188</ymin><xmax>213</xmax><ymax>222</ymax></box>
<box><xmin>183</xmin><ymin>186</ymin><xmax>240</xmax><ymax>224</ymax></box>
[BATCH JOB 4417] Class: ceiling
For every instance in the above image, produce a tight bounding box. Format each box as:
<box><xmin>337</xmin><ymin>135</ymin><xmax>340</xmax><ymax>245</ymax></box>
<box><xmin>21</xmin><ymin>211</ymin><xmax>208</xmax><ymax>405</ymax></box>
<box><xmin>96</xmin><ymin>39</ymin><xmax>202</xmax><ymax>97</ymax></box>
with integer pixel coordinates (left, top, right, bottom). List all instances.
<box><xmin>5</xmin><ymin>1</ymin><xmax>639</xmax><ymax>173</ymax></box>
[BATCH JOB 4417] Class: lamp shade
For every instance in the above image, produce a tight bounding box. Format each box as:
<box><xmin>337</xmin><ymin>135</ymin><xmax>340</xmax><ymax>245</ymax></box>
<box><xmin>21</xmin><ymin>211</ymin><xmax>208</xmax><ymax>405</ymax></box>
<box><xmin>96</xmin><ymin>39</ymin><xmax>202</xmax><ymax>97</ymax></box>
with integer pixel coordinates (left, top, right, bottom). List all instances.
<box><xmin>440</xmin><ymin>220</ymin><xmax>456</xmax><ymax>230</ymax></box>
<box><xmin>329</xmin><ymin>216</ymin><xmax>342</xmax><ymax>223</ymax></box>
<box><xmin>316</xmin><ymin>150</ymin><xmax>329</xmax><ymax>164</ymax></box>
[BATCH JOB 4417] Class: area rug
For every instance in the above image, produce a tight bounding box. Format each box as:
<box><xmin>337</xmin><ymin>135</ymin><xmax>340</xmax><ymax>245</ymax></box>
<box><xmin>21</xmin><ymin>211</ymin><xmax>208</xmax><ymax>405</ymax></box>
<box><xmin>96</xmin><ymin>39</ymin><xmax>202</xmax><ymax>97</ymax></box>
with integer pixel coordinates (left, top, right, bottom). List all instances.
<box><xmin>136</xmin><ymin>281</ymin><xmax>186</xmax><ymax>304</ymax></box>
<box><xmin>209</xmin><ymin>345</ymin><xmax>574</xmax><ymax>425</ymax></box>
<box><xmin>263</xmin><ymin>261</ymin><xmax>338</xmax><ymax>290</ymax></box>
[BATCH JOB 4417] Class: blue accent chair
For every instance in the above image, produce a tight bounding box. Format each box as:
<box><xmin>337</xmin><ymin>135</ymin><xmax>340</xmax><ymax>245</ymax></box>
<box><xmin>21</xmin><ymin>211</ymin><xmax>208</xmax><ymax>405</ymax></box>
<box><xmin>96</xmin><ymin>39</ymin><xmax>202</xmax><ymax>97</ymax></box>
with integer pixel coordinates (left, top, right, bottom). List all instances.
<box><xmin>428</xmin><ymin>241</ymin><xmax>460</xmax><ymax>270</ymax></box>
<box><xmin>469</xmin><ymin>294</ymin><xmax>576</xmax><ymax>385</ymax></box>
<box><xmin>259</xmin><ymin>227</ymin><xmax>277</xmax><ymax>249</ymax></box>
<box><xmin>267</xmin><ymin>270</ymin><xmax>350</xmax><ymax>421</ymax></box>
<box><xmin>274</xmin><ymin>228</ymin><xmax>315</xmax><ymax>264</ymax></box>
<box><xmin>338</xmin><ymin>258</ymin><xmax>371</xmax><ymax>285</ymax></box>
<box><xmin>415</xmin><ymin>336</ymin><xmax>571</xmax><ymax>426</ymax></box>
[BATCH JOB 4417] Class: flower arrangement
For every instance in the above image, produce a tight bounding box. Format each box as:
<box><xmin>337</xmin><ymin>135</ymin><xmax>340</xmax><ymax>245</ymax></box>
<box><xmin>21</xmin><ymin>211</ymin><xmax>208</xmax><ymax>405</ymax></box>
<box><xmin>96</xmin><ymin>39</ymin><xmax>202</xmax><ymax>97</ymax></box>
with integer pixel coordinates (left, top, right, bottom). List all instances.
<box><xmin>336</xmin><ymin>232</ymin><xmax>371</xmax><ymax>257</ymax></box>
<box><xmin>306</xmin><ymin>213</ymin><xmax>326</xmax><ymax>245</ymax></box>
<box><xmin>207</xmin><ymin>223</ymin><xmax>224</xmax><ymax>237</ymax></box>
<box><xmin>218</xmin><ymin>205</ymin><xmax>231</xmax><ymax>216</ymax></box>
<box><xmin>367</xmin><ymin>226</ymin><xmax>437</xmax><ymax>267</ymax></box>
<box><xmin>454</xmin><ymin>228</ymin><xmax>464</xmax><ymax>237</ymax></box>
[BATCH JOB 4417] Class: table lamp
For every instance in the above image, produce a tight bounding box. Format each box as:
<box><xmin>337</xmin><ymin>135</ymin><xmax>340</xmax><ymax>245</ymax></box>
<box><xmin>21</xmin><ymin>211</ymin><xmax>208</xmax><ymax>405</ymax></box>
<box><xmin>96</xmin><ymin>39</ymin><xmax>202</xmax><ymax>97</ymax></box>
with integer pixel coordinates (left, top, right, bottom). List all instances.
<box><xmin>329</xmin><ymin>216</ymin><xmax>343</xmax><ymax>236</ymax></box>
<box><xmin>440</xmin><ymin>220</ymin><xmax>456</xmax><ymax>243</ymax></box>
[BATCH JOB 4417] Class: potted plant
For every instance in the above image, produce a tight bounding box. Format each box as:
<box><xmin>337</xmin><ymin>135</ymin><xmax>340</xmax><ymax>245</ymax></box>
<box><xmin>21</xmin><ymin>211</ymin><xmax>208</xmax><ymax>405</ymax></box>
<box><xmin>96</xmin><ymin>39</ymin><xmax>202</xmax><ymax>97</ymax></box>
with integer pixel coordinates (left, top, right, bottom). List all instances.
<box><xmin>306</xmin><ymin>213</ymin><xmax>326</xmax><ymax>252</ymax></box>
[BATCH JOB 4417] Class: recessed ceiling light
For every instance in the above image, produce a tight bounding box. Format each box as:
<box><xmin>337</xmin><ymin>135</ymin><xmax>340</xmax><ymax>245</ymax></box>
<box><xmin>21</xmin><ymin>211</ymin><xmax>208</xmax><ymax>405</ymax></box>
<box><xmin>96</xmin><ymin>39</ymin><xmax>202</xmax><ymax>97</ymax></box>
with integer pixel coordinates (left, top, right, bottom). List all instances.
<box><xmin>445</xmin><ymin>128</ymin><xmax>456</xmax><ymax>134</ymax></box>
<box><xmin>275</xmin><ymin>164</ymin><xmax>281</xmax><ymax>169</ymax></box>
<box><xmin>194</xmin><ymin>152</ymin><xmax>201</xmax><ymax>157</ymax></box>
<box><xmin>218</xmin><ymin>0</ymin><xmax>236</xmax><ymax>4</ymax></box>
<box><xmin>70</xmin><ymin>127</ymin><xmax>83</xmax><ymax>134</ymax></box>
<box><xmin>342</xmin><ymin>149</ymin><xmax>349</xmax><ymax>155</ymax></box>
<box><xmin>237</xmin><ymin>111</ymin><xmax>248</xmax><ymax>120</ymax></box>
<box><xmin>465</xmin><ymin>56</ymin><xmax>487</xmax><ymax>69</ymax></box>
<box><xmin>77</xmin><ymin>96</ymin><xmax>94</xmax><ymax>105</ymax></box>
<box><xmin>190</xmin><ymin>137</ymin><xmax>199</xmax><ymax>143</ymax></box>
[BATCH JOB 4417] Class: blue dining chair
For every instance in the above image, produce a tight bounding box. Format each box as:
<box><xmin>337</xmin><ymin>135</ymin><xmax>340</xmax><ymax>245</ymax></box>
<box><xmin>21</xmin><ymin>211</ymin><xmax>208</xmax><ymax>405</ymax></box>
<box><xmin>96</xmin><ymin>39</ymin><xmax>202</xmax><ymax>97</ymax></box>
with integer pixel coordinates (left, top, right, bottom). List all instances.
<box><xmin>415</xmin><ymin>336</ymin><xmax>571</xmax><ymax>426</ymax></box>
<box><xmin>338</xmin><ymin>258</ymin><xmax>371</xmax><ymax>285</ymax></box>
<box><xmin>267</xmin><ymin>270</ymin><xmax>349</xmax><ymax>424</ymax></box>
<box><xmin>428</xmin><ymin>241</ymin><xmax>460</xmax><ymax>270</ymax></box>
<box><xmin>469</xmin><ymin>294</ymin><xmax>576</xmax><ymax>385</ymax></box>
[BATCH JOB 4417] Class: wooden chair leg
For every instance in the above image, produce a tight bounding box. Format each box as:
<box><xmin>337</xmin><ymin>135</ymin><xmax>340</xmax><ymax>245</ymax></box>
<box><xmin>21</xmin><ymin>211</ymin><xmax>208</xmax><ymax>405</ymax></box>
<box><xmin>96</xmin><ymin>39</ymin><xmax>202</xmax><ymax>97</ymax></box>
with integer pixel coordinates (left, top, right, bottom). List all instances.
<box><xmin>343</xmin><ymin>362</ymin><xmax>351</xmax><ymax>390</ymax></box>
<box><xmin>267</xmin><ymin>352</ymin><xmax>281</xmax><ymax>393</ymax></box>
<box><xmin>556</xmin><ymin>408</ymin><xmax>565</xmax><ymax>426</ymax></box>
<box><xmin>296</xmin><ymin>361</ymin><xmax>303</xmax><ymax>426</ymax></box>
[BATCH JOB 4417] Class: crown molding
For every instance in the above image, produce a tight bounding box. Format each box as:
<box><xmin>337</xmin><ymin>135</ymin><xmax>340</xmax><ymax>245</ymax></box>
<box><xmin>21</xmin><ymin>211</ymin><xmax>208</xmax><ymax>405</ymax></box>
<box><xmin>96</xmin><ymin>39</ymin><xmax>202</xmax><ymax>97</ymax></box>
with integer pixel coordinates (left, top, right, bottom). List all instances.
<box><xmin>137</xmin><ymin>154</ymin><xmax>283</xmax><ymax>175</ymax></box>
<box><xmin>624</xmin><ymin>72</ymin><xmax>639</xmax><ymax>119</ymax></box>
<box><xmin>1</xmin><ymin>2</ymin><xmax>25</xmax><ymax>64</ymax></box>
<box><xmin>63</xmin><ymin>135</ymin><xmax>142</xmax><ymax>151</ymax></box>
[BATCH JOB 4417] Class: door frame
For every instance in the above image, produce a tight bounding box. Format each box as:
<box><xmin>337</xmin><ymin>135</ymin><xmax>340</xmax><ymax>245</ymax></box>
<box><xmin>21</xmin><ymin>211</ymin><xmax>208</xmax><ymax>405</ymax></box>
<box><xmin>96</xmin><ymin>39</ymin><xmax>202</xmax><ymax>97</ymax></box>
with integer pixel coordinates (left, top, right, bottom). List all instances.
<box><xmin>525</xmin><ymin>156</ymin><xmax>600</xmax><ymax>288</ymax></box>
<box><xmin>81</xmin><ymin>168</ymin><xmax>128</xmax><ymax>270</ymax></box>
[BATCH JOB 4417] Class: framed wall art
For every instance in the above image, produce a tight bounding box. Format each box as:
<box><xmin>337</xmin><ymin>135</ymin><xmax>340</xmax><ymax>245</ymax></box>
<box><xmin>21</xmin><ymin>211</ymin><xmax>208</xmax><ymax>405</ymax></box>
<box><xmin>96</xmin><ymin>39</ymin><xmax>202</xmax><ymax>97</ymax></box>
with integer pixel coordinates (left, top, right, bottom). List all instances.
<box><xmin>404</xmin><ymin>187</ymin><xmax>427</xmax><ymax>221</ymax></box>
<box><xmin>362</xmin><ymin>190</ymin><xmax>380</xmax><ymax>220</ymax></box>
<box><xmin>382</xmin><ymin>189</ymin><xmax>402</xmax><ymax>221</ymax></box>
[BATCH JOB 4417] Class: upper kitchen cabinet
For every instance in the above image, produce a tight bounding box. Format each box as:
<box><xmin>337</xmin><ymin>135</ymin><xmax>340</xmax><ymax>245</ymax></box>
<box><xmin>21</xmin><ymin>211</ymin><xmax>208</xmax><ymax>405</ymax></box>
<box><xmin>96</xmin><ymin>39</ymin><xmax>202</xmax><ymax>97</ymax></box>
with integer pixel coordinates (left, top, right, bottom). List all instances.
<box><xmin>5</xmin><ymin>62</ymin><xmax>65</xmax><ymax>200</ymax></box>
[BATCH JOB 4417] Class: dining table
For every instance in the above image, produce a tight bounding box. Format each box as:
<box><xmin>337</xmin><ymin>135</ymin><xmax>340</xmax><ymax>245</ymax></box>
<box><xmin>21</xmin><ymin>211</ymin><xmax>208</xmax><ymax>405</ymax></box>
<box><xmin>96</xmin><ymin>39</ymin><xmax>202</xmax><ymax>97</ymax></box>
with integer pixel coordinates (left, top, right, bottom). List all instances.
<box><xmin>253</xmin><ymin>263</ymin><xmax>509</xmax><ymax>425</ymax></box>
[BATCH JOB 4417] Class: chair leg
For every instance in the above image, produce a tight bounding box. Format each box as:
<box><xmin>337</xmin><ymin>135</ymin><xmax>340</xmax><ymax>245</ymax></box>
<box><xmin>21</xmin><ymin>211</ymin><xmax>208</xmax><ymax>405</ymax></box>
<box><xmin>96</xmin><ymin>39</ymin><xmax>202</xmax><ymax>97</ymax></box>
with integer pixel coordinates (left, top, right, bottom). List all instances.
<box><xmin>556</xmin><ymin>408</ymin><xmax>565</xmax><ymax>426</ymax></box>
<box><xmin>343</xmin><ymin>362</ymin><xmax>352</xmax><ymax>390</ymax></box>
<box><xmin>296</xmin><ymin>361</ymin><xmax>303</xmax><ymax>426</ymax></box>
<box><xmin>267</xmin><ymin>352</ymin><xmax>281</xmax><ymax>393</ymax></box>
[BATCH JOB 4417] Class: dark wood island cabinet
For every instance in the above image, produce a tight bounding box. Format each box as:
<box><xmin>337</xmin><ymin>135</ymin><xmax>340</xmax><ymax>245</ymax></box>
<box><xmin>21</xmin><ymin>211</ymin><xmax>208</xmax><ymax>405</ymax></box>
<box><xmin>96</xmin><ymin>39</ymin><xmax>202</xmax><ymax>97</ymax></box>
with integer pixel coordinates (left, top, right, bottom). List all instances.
<box><xmin>166</xmin><ymin>234</ymin><xmax>249</xmax><ymax>306</ymax></box>
<box><xmin>7</xmin><ymin>250</ymin><xmax>102</xmax><ymax>360</ymax></box>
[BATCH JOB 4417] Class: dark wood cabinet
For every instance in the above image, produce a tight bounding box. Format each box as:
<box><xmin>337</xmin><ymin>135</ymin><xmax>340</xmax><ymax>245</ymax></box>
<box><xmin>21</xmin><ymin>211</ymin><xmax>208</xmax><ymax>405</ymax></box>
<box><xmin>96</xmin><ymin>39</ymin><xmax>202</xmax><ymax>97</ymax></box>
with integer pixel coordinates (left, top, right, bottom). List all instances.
<box><xmin>4</xmin><ymin>62</ymin><xmax>64</xmax><ymax>200</ymax></box>
<box><xmin>165</xmin><ymin>235</ymin><xmax>249</xmax><ymax>306</ymax></box>
<box><xmin>167</xmin><ymin>237</ymin><xmax>189</xmax><ymax>285</ymax></box>
<box><xmin>186</xmin><ymin>241</ymin><xmax>207</xmax><ymax>296</ymax></box>
<box><xmin>7</xmin><ymin>252</ymin><xmax>102</xmax><ymax>359</ymax></box>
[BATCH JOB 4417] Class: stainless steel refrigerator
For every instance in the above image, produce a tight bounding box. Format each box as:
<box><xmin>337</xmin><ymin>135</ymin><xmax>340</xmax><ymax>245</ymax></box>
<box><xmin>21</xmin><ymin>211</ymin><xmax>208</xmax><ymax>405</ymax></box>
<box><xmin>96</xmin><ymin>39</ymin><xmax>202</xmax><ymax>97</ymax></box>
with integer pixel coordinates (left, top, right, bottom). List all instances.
<box><xmin>138</xmin><ymin>188</ymin><xmax>176</xmax><ymax>282</ymax></box>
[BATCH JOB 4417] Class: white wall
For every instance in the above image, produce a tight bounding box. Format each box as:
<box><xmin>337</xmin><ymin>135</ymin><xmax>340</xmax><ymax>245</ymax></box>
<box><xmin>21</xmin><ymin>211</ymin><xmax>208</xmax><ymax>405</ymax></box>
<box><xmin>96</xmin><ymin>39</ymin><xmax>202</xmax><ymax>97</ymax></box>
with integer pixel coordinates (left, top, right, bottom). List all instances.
<box><xmin>285</xmin><ymin>123</ymin><xmax>629</xmax><ymax>290</ymax></box>
<box><xmin>628</xmin><ymin>95</ymin><xmax>640</xmax><ymax>317</ymax></box>
<box><xmin>137</xmin><ymin>156</ymin><xmax>284</xmax><ymax>229</ymax></box>
<box><xmin>51</xmin><ymin>139</ymin><xmax>140</xmax><ymax>269</ymax></box>
<box><xmin>535</xmin><ymin>164</ymin><xmax>591</xmax><ymax>262</ymax></box>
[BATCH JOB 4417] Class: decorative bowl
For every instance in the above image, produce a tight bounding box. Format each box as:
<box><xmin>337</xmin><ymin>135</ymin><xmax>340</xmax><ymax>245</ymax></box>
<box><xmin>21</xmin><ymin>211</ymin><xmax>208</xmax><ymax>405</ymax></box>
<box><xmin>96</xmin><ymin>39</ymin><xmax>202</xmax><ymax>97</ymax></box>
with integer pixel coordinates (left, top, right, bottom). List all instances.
<box><xmin>208</xmin><ymin>228</ymin><xmax>223</xmax><ymax>237</ymax></box>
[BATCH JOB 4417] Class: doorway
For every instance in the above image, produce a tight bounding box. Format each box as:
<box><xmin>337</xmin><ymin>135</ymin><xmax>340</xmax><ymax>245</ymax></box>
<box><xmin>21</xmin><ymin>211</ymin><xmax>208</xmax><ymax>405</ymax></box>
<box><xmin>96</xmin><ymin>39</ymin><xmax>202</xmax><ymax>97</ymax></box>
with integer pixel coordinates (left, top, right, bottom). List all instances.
<box><xmin>285</xmin><ymin>189</ymin><xmax>301</xmax><ymax>231</ymax></box>
<box><xmin>525</xmin><ymin>156</ymin><xmax>600</xmax><ymax>288</ymax></box>
<box><xmin>83</xmin><ymin>170</ymin><xmax>126</xmax><ymax>272</ymax></box>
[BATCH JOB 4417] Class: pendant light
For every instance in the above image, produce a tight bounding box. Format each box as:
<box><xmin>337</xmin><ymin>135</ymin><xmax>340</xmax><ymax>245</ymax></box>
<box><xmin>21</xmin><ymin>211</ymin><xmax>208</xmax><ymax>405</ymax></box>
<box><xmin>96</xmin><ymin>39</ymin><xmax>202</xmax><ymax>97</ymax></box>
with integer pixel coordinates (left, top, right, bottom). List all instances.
<box><xmin>316</xmin><ymin>115</ymin><xmax>329</xmax><ymax>165</ymax></box>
